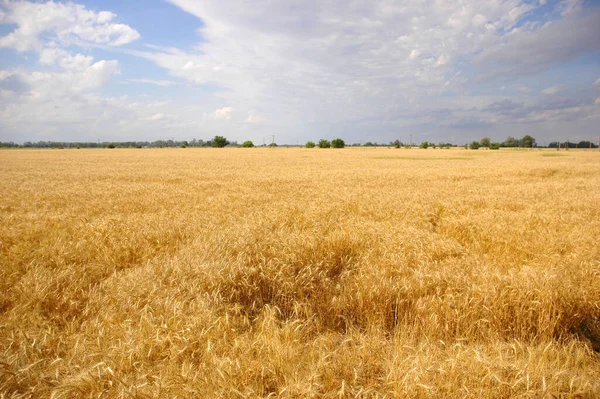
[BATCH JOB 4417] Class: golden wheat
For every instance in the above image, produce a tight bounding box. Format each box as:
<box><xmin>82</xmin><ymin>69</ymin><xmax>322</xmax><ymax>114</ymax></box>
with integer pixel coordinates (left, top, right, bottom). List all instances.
<box><xmin>1</xmin><ymin>147</ymin><xmax>599</xmax><ymax>398</ymax></box>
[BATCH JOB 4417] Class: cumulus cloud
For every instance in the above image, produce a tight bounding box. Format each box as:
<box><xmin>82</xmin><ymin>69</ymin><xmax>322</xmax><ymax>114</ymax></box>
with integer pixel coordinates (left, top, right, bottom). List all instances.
<box><xmin>541</xmin><ymin>86</ymin><xmax>560</xmax><ymax>95</ymax></box>
<box><xmin>2</xmin><ymin>0</ymin><xmax>599</xmax><ymax>144</ymax></box>
<box><xmin>477</xmin><ymin>7</ymin><xmax>600</xmax><ymax>75</ymax></box>
<box><xmin>0</xmin><ymin>1</ymin><xmax>140</xmax><ymax>52</ymax></box>
<box><xmin>246</xmin><ymin>114</ymin><xmax>264</xmax><ymax>123</ymax></box>
<box><xmin>126</xmin><ymin>79</ymin><xmax>178</xmax><ymax>87</ymax></box>
<box><xmin>214</xmin><ymin>107</ymin><xmax>233</xmax><ymax>120</ymax></box>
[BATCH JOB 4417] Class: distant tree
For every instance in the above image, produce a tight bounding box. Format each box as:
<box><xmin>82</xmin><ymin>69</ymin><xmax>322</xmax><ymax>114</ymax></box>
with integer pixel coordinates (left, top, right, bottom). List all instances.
<box><xmin>577</xmin><ymin>141</ymin><xmax>598</xmax><ymax>149</ymax></box>
<box><xmin>469</xmin><ymin>141</ymin><xmax>480</xmax><ymax>150</ymax></box>
<box><xmin>502</xmin><ymin>136</ymin><xmax>519</xmax><ymax>147</ymax></box>
<box><xmin>480</xmin><ymin>137</ymin><xmax>491</xmax><ymax>148</ymax></box>
<box><xmin>521</xmin><ymin>135</ymin><xmax>535</xmax><ymax>148</ymax></box>
<box><xmin>305</xmin><ymin>141</ymin><xmax>316</xmax><ymax>148</ymax></box>
<box><xmin>331</xmin><ymin>138</ymin><xmax>345</xmax><ymax>148</ymax></box>
<box><xmin>364</xmin><ymin>142</ymin><xmax>375</xmax><ymax>147</ymax></box>
<box><xmin>212</xmin><ymin>136</ymin><xmax>229</xmax><ymax>148</ymax></box>
<box><xmin>318</xmin><ymin>139</ymin><xmax>331</xmax><ymax>148</ymax></box>
<box><xmin>393</xmin><ymin>140</ymin><xmax>401</xmax><ymax>148</ymax></box>
<box><xmin>242</xmin><ymin>140</ymin><xmax>255</xmax><ymax>147</ymax></box>
<box><xmin>489</xmin><ymin>142</ymin><xmax>500</xmax><ymax>150</ymax></box>
<box><xmin>268</xmin><ymin>142</ymin><xmax>278</xmax><ymax>147</ymax></box>
<box><xmin>107</xmin><ymin>143</ymin><xmax>115</xmax><ymax>149</ymax></box>
<box><xmin>419</xmin><ymin>141</ymin><xmax>429</xmax><ymax>149</ymax></box>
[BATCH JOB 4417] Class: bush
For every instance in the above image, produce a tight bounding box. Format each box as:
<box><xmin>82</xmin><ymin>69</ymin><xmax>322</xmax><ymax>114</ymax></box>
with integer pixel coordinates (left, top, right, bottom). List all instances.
<box><xmin>305</xmin><ymin>141</ymin><xmax>316</xmax><ymax>148</ymax></box>
<box><xmin>242</xmin><ymin>141</ymin><xmax>255</xmax><ymax>148</ymax></box>
<box><xmin>480</xmin><ymin>137</ymin><xmax>491</xmax><ymax>148</ymax></box>
<box><xmin>212</xmin><ymin>136</ymin><xmax>229</xmax><ymax>148</ymax></box>
<box><xmin>331</xmin><ymin>138</ymin><xmax>345</xmax><ymax>148</ymax></box>
<box><xmin>107</xmin><ymin>143</ymin><xmax>115</xmax><ymax>149</ymax></box>
<box><xmin>318</xmin><ymin>139</ymin><xmax>331</xmax><ymax>148</ymax></box>
<box><xmin>489</xmin><ymin>142</ymin><xmax>500</xmax><ymax>150</ymax></box>
<box><xmin>419</xmin><ymin>141</ymin><xmax>429</xmax><ymax>149</ymax></box>
<box><xmin>393</xmin><ymin>140</ymin><xmax>401</xmax><ymax>148</ymax></box>
<box><xmin>469</xmin><ymin>141</ymin><xmax>480</xmax><ymax>150</ymax></box>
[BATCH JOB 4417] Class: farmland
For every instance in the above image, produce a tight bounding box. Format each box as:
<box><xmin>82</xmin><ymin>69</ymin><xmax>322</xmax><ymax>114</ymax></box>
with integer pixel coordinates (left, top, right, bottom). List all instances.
<box><xmin>1</xmin><ymin>147</ymin><xmax>599</xmax><ymax>398</ymax></box>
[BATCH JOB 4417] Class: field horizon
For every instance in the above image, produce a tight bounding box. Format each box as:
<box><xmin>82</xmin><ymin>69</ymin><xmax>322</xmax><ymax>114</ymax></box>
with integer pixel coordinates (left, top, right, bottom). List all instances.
<box><xmin>1</xmin><ymin>147</ymin><xmax>599</xmax><ymax>398</ymax></box>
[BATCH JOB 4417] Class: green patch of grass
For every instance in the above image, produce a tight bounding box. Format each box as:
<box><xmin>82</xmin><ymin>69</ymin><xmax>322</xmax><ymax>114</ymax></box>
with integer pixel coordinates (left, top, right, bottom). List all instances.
<box><xmin>541</xmin><ymin>153</ymin><xmax>567</xmax><ymax>157</ymax></box>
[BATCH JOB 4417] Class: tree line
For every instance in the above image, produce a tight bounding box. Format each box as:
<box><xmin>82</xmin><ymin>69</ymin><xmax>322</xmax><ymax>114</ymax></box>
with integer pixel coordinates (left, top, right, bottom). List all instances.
<box><xmin>1</xmin><ymin>134</ymin><xmax>597</xmax><ymax>149</ymax></box>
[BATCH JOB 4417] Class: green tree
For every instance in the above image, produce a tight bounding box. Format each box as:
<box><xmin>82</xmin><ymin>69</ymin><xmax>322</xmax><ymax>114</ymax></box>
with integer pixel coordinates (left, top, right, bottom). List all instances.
<box><xmin>331</xmin><ymin>138</ymin><xmax>345</xmax><ymax>148</ymax></box>
<box><xmin>305</xmin><ymin>141</ymin><xmax>316</xmax><ymax>148</ymax></box>
<box><xmin>503</xmin><ymin>136</ymin><xmax>519</xmax><ymax>147</ymax></box>
<box><xmin>521</xmin><ymin>135</ymin><xmax>535</xmax><ymax>148</ymax></box>
<box><xmin>480</xmin><ymin>137</ymin><xmax>490</xmax><ymax>148</ymax></box>
<box><xmin>469</xmin><ymin>141</ymin><xmax>480</xmax><ymax>150</ymax></box>
<box><xmin>489</xmin><ymin>142</ymin><xmax>500</xmax><ymax>150</ymax></box>
<box><xmin>241</xmin><ymin>140</ymin><xmax>254</xmax><ymax>147</ymax></box>
<box><xmin>419</xmin><ymin>141</ymin><xmax>429</xmax><ymax>149</ymax></box>
<box><xmin>318</xmin><ymin>139</ymin><xmax>331</xmax><ymax>148</ymax></box>
<box><xmin>393</xmin><ymin>140</ymin><xmax>401</xmax><ymax>148</ymax></box>
<box><xmin>212</xmin><ymin>136</ymin><xmax>229</xmax><ymax>148</ymax></box>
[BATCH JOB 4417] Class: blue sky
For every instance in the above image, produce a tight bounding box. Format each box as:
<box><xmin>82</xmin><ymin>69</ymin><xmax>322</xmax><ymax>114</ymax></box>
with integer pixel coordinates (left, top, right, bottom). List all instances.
<box><xmin>1</xmin><ymin>0</ymin><xmax>599</xmax><ymax>144</ymax></box>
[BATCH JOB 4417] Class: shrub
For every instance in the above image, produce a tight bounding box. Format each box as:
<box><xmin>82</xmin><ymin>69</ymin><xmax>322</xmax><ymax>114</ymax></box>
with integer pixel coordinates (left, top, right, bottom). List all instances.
<box><xmin>242</xmin><ymin>141</ymin><xmax>255</xmax><ymax>148</ymax></box>
<box><xmin>419</xmin><ymin>141</ymin><xmax>429</xmax><ymax>149</ymax></box>
<box><xmin>107</xmin><ymin>143</ymin><xmax>115</xmax><ymax>149</ymax></box>
<box><xmin>212</xmin><ymin>136</ymin><xmax>229</xmax><ymax>148</ymax></box>
<box><xmin>393</xmin><ymin>140</ymin><xmax>401</xmax><ymax>148</ymax></box>
<box><xmin>318</xmin><ymin>139</ymin><xmax>331</xmax><ymax>148</ymax></box>
<box><xmin>469</xmin><ymin>141</ymin><xmax>481</xmax><ymax>150</ymax></box>
<box><xmin>305</xmin><ymin>141</ymin><xmax>316</xmax><ymax>148</ymax></box>
<box><xmin>331</xmin><ymin>138</ymin><xmax>345</xmax><ymax>148</ymax></box>
<box><xmin>489</xmin><ymin>142</ymin><xmax>500</xmax><ymax>150</ymax></box>
<box><xmin>480</xmin><ymin>137</ymin><xmax>491</xmax><ymax>148</ymax></box>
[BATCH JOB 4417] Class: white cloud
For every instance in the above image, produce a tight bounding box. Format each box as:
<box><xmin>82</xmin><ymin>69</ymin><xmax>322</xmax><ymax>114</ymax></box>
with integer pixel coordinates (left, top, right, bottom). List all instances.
<box><xmin>2</xmin><ymin>0</ymin><xmax>599</xmax><ymax>144</ymax></box>
<box><xmin>214</xmin><ymin>106</ymin><xmax>233</xmax><ymax>120</ymax></box>
<box><xmin>472</xmin><ymin>14</ymin><xmax>488</xmax><ymax>27</ymax></box>
<box><xmin>541</xmin><ymin>86</ymin><xmax>560</xmax><ymax>95</ymax></box>
<box><xmin>408</xmin><ymin>49</ymin><xmax>421</xmax><ymax>60</ymax></box>
<box><xmin>126</xmin><ymin>79</ymin><xmax>178</xmax><ymax>87</ymax></box>
<box><xmin>516</xmin><ymin>85</ymin><xmax>532</xmax><ymax>93</ymax></box>
<box><xmin>477</xmin><ymin>7</ymin><xmax>600</xmax><ymax>75</ymax></box>
<box><xmin>246</xmin><ymin>114</ymin><xmax>264</xmax><ymax>123</ymax></box>
<box><xmin>0</xmin><ymin>0</ymin><xmax>140</xmax><ymax>52</ymax></box>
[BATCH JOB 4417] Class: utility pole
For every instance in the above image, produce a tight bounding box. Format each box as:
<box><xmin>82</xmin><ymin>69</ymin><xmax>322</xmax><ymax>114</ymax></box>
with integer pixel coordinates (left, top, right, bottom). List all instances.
<box><xmin>410</xmin><ymin>134</ymin><xmax>413</xmax><ymax>148</ymax></box>
<box><xmin>271</xmin><ymin>135</ymin><xmax>275</xmax><ymax>145</ymax></box>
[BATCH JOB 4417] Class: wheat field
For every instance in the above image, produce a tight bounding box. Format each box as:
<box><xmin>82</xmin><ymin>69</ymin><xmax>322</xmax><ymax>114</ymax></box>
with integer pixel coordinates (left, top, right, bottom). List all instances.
<box><xmin>0</xmin><ymin>147</ymin><xmax>599</xmax><ymax>398</ymax></box>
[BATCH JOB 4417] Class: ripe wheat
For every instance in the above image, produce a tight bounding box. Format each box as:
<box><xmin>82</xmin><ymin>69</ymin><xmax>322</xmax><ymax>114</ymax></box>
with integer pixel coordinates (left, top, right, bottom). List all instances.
<box><xmin>1</xmin><ymin>147</ymin><xmax>599</xmax><ymax>398</ymax></box>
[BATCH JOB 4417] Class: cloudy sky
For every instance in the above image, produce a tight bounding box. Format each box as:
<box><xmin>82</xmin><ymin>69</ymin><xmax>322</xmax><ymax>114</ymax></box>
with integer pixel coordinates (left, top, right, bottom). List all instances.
<box><xmin>1</xmin><ymin>0</ymin><xmax>599</xmax><ymax>145</ymax></box>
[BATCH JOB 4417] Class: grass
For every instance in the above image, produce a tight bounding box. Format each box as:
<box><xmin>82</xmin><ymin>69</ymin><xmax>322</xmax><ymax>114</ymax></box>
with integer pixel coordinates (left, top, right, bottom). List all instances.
<box><xmin>1</xmin><ymin>147</ymin><xmax>599</xmax><ymax>398</ymax></box>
